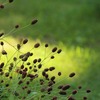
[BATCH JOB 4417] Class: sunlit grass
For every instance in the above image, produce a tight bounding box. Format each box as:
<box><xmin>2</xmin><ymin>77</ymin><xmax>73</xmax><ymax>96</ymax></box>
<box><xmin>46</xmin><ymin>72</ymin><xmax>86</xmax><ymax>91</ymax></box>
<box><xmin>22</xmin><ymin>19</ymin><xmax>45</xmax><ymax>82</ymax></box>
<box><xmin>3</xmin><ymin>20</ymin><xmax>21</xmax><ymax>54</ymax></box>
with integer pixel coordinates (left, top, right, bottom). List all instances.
<box><xmin>0</xmin><ymin>36</ymin><xmax>95</xmax><ymax>79</ymax></box>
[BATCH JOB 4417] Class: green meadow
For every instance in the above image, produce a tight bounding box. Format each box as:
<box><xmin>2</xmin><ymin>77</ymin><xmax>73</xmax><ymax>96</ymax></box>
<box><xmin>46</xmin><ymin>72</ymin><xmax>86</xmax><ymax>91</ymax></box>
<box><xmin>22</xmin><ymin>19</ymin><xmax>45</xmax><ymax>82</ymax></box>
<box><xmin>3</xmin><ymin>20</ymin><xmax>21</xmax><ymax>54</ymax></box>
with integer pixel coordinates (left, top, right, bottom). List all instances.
<box><xmin>0</xmin><ymin>0</ymin><xmax>100</xmax><ymax>100</ymax></box>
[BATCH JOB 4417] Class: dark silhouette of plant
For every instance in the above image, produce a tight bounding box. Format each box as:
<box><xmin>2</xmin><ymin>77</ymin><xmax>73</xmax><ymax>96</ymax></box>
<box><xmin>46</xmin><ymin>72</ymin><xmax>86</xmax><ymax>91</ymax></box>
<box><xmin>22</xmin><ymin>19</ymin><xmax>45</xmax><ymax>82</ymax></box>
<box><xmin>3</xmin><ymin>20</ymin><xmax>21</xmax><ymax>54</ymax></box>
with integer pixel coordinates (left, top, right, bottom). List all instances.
<box><xmin>0</xmin><ymin>0</ymin><xmax>91</xmax><ymax>100</ymax></box>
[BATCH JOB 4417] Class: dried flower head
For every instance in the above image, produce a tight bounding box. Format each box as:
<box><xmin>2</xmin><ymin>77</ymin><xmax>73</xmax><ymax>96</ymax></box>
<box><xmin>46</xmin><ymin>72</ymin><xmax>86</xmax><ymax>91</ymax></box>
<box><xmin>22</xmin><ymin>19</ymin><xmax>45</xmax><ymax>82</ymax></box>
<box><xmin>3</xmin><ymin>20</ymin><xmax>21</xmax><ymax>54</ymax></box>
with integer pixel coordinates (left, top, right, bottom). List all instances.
<box><xmin>9</xmin><ymin>0</ymin><xmax>14</xmax><ymax>3</ymax></box>
<box><xmin>69</xmin><ymin>72</ymin><xmax>75</xmax><ymax>78</ymax></box>
<box><xmin>2</xmin><ymin>50</ymin><xmax>7</xmax><ymax>55</ymax></box>
<box><xmin>23</xmin><ymin>38</ymin><xmax>28</xmax><ymax>44</ymax></box>
<box><xmin>34</xmin><ymin>43</ymin><xmax>40</xmax><ymax>48</ymax></box>
<box><xmin>0</xmin><ymin>4</ymin><xmax>4</xmax><ymax>9</ymax></box>
<box><xmin>52</xmin><ymin>47</ymin><xmax>57</xmax><ymax>52</ymax></box>
<box><xmin>31</xmin><ymin>19</ymin><xmax>38</xmax><ymax>25</ymax></box>
<box><xmin>0</xmin><ymin>32</ymin><xmax>4</xmax><ymax>37</ymax></box>
<box><xmin>15</xmin><ymin>24</ymin><xmax>19</xmax><ymax>28</ymax></box>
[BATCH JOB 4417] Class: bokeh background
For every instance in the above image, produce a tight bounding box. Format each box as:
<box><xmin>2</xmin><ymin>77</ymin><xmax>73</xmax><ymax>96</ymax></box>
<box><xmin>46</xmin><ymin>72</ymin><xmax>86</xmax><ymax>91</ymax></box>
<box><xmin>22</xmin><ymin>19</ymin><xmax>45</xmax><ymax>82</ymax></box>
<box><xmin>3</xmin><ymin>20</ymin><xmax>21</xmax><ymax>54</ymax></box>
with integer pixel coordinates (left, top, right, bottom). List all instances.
<box><xmin>0</xmin><ymin>0</ymin><xmax>100</xmax><ymax>99</ymax></box>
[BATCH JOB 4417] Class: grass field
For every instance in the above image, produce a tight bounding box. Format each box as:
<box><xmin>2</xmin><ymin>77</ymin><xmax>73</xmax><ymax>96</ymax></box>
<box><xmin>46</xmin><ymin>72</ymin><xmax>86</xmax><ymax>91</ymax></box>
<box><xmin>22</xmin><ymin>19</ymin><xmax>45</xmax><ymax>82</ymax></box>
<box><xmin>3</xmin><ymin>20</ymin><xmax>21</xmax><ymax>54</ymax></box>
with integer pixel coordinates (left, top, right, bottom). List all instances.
<box><xmin>0</xmin><ymin>0</ymin><xmax>100</xmax><ymax>100</ymax></box>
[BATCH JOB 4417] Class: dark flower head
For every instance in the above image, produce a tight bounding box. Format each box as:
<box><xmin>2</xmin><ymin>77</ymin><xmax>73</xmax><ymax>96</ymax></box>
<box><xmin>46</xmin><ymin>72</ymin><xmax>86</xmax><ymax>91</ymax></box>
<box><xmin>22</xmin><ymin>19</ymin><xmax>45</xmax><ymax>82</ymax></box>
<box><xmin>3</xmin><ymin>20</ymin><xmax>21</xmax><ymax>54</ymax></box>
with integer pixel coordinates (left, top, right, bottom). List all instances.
<box><xmin>57</xmin><ymin>49</ymin><xmax>62</xmax><ymax>54</ymax></box>
<box><xmin>15</xmin><ymin>25</ymin><xmax>19</xmax><ymax>28</ymax></box>
<box><xmin>45</xmin><ymin>43</ymin><xmax>49</xmax><ymax>47</ymax></box>
<box><xmin>51</xmin><ymin>76</ymin><xmax>55</xmax><ymax>81</ymax></box>
<box><xmin>33</xmin><ymin>59</ymin><xmax>37</xmax><ymax>64</ymax></box>
<box><xmin>34</xmin><ymin>43</ymin><xmax>40</xmax><ymax>48</ymax></box>
<box><xmin>38</xmin><ymin>58</ymin><xmax>41</xmax><ymax>62</ymax></box>
<box><xmin>47</xmin><ymin>87</ymin><xmax>52</xmax><ymax>92</ymax></box>
<box><xmin>13</xmin><ymin>57</ymin><xmax>17</xmax><ymax>61</ymax></box>
<box><xmin>0</xmin><ymin>32</ymin><xmax>4</xmax><ymax>37</ymax></box>
<box><xmin>5</xmin><ymin>84</ymin><xmax>9</xmax><ymax>87</ymax></box>
<box><xmin>0</xmin><ymin>4</ymin><xmax>4</xmax><ymax>9</ymax></box>
<box><xmin>1</xmin><ymin>80</ymin><xmax>4</xmax><ymax>83</ymax></box>
<box><xmin>86</xmin><ymin>89</ymin><xmax>91</xmax><ymax>93</ymax></box>
<box><xmin>31</xmin><ymin>19</ymin><xmax>38</xmax><ymax>25</ymax></box>
<box><xmin>78</xmin><ymin>86</ymin><xmax>82</xmax><ymax>89</ymax></box>
<box><xmin>38</xmin><ymin>64</ymin><xmax>42</xmax><ymax>69</ymax></box>
<box><xmin>0</xmin><ymin>62</ymin><xmax>4</xmax><ymax>68</ymax></box>
<box><xmin>51</xmin><ymin>55</ymin><xmax>55</xmax><ymax>59</ymax></box>
<box><xmin>2</xmin><ymin>50</ymin><xmax>7</xmax><ymax>55</ymax></box>
<box><xmin>5</xmin><ymin>72</ymin><xmax>9</xmax><ymax>77</ymax></box>
<box><xmin>59</xmin><ymin>91</ymin><xmax>66</xmax><ymax>95</ymax></box>
<box><xmin>52</xmin><ymin>47</ymin><xmax>57</xmax><ymax>52</ymax></box>
<box><xmin>23</xmin><ymin>39</ymin><xmax>28</xmax><ymax>44</ymax></box>
<box><xmin>83</xmin><ymin>97</ymin><xmax>87</xmax><ymax>100</ymax></box>
<box><xmin>58</xmin><ymin>72</ymin><xmax>61</xmax><ymax>76</ymax></box>
<box><xmin>69</xmin><ymin>72</ymin><xmax>75</xmax><ymax>78</ymax></box>
<box><xmin>0</xmin><ymin>41</ymin><xmax>4</xmax><ymax>46</ymax></box>
<box><xmin>62</xmin><ymin>84</ymin><xmax>70</xmax><ymax>90</ymax></box>
<box><xmin>9</xmin><ymin>0</ymin><xmax>14</xmax><ymax>3</ymax></box>
<box><xmin>27</xmin><ymin>90</ymin><xmax>31</xmax><ymax>94</ymax></box>
<box><xmin>72</xmin><ymin>90</ymin><xmax>77</xmax><ymax>95</ymax></box>
<box><xmin>44</xmin><ymin>68</ymin><xmax>49</xmax><ymax>72</ymax></box>
<box><xmin>58</xmin><ymin>85</ymin><xmax>63</xmax><ymax>89</ymax></box>
<box><xmin>49</xmin><ymin>67</ymin><xmax>55</xmax><ymax>71</ymax></box>
<box><xmin>17</xmin><ymin>44</ymin><xmax>21</xmax><ymax>50</ymax></box>
<box><xmin>33</xmin><ymin>68</ymin><xmax>37</xmax><ymax>72</ymax></box>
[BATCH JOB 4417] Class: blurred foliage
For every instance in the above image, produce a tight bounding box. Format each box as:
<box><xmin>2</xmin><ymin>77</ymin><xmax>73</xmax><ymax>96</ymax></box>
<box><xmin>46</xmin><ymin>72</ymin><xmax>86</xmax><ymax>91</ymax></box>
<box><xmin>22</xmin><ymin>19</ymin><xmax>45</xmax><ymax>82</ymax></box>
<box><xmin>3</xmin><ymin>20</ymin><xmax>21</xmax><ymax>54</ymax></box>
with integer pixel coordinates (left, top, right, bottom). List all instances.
<box><xmin>0</xmin><ymin>0</ymin><xmax>100</xmax><ymax>48</ymax></box>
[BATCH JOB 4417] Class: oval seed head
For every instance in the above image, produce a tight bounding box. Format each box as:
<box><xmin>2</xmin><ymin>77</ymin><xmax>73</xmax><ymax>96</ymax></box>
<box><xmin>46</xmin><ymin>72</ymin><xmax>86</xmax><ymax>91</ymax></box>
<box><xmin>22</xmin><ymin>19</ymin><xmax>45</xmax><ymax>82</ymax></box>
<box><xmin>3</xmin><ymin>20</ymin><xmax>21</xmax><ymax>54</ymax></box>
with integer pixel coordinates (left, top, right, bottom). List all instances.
<box><xmin>34</xmin><ymin>43</ymin><xmax>40</xmax><ymax>48</ymax></box>
<box><xmin>31</xmin><ymin>19</ymin><xmax>38</xmax><ymax>25</ymax></box>
<box><xmin>15</xmin><ymin>24</ymin><xmax>19</xmax><ymax>29</ymax></box>
<box><xmin>33</xmin><ymin>68</ymin><xmax>37</xmax><ymax>72</ymax></box>
<box><xmin>51</xmin><ymin>56</ymin><xmax>55</xmax><ymax>59</ymax></box>
<box><xmin>57</xmin><ymin>49</ymin><xmax>62</xmax><ymax>54</ymax></box>
<box><xmin>17</xmin><ymin>44</ymin><xmax>21</xmax><ymax>50</ymax></box>
<box><xmin>38</xmin><ymin>64</ymin><xmax>42</xmax><ymax>69</ymax></box>
<box><xmin>72</xmin><ymin>90</ymin><xmax>77</xmax><ymax>95</ymax></box>
<box><xmin>33</xmin><ymin>59</ymin><xmax>37</xmax><ymax>64</ymax></box>
<box><xmin>27</xmin><ymin>90</ymin><xmax>31</xmax><ymax>94</ymax></box>
<box><xmin>0</xmin><ymin>41</ymin><xmax>4</xmax><ymax>46</ymax></box>
<box><xmin>58</xmin><ymin>72</ymin><xmax>61</xmax><ymax>76</ymax></box>
<box><xmin>69</xmin><ymin>72</ymin><xmax>75</xmax><ymax>78</ymax></box>
<box><xmin>78</xmin><ymin>86</ymin><xmax>82</xmax><ymax>89</ymax></box>
<box><xmin>13</xmin><ymin>57</ymin><xmax>17</xmax><ymax>61</ymax></box>
<box><xmin>0</xmin><ymin>4</ymin><xmax>4</xmax><ymax>9</ymax></box>
<box><xmin>49</xmin><ymin>67</ymin><xmax>55</xmax><ymax>71</ymax></box>
<box><xmin>83</xmin><ymin>97</ymin><xmax>87</xmax><ymax>100</ymax></box>
<box><xmin>5</xmin><ymin>84</ymin><xmax>9</xmax><ymax>87</ymax></box>
<box><xmin>5</xmin><ymin>72</ymin><xmax>9</xmax><ymax>77</ymax></box>
<box><xmin>45</xmin><ymin>43</ymin><xmax>49</xmax><ymax>47</ymax></box>
<box><xmin>1</xmin><ymin>80</ymin><xmax>4</xmax><ymax>83</ymax></box>
<box><xmin>51</xmin><ymin>76</ymin><xmax>55</xmax><ymax>81</ymax></box>
<box><xmin>30</xmin><ymin>53</ymin><xmax>33</xmax><ymax>56</ymax></box>
<box><xmin>0</xmin><ymin>33</ymin><xmax>4</xmax><ymax>37</ymax></box>
<box><xmin>23</xmin><ymin>39</ymin><xmax>28</xmax><ymax>44</ymax></box>
<box><xmin>86</xmin><ymin>89</ymin><xmax>91</xmax><ymax>93</ymax></box>
<box><xmin>62</xmin><ymin>84</ymin><xmax>70</xmax><ymax>90</ymax></box>
<box><xmin>47</xmin><ymin>87</ymin><xmax>52</xmax><ymax>92</ymax></box>
<box><xmin>9</xmin><ymin>0</ymin><xmax>14</xmax><ymax>3</ymax></box>
<box><xmin>0</xmin><ymin>62</ymin><xmax>4</xmax><ymax>68</ymax></box>
<box><xmin>38</xmin><ymin>58</ymin><xmax>41</xmax><ymax>62</ymax></box>
<box><xmin>58</xmin><ymin>85</ymin><xmax>63</xmax><ymax>89</ymax></box>
<box><xmin>59</xmin><ymin>91</ymin><xmax>66</xmax><ymax>95</ymax></box>
<box><xmin>52</xmin><ymin>47</ymin><xmax>57</xmax><ymax>52</ymax></box>
<box><xmin>2</xmin><ymin>50</ymin><xmax>7</xmax><ymax>55</ymax></box>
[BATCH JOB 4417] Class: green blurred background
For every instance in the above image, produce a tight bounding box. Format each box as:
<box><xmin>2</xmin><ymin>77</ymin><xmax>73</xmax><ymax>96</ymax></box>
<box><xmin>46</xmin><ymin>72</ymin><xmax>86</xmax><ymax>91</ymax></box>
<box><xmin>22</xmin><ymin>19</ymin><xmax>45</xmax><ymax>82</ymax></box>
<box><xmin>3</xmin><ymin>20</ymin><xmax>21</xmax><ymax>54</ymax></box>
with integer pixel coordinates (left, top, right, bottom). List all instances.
<box><xmin>0</xmin><ymin>0</ymin><xmax>100</xmax><ymax>99</ymax></box>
